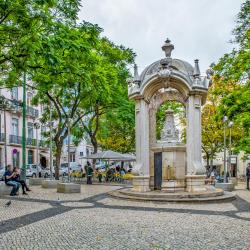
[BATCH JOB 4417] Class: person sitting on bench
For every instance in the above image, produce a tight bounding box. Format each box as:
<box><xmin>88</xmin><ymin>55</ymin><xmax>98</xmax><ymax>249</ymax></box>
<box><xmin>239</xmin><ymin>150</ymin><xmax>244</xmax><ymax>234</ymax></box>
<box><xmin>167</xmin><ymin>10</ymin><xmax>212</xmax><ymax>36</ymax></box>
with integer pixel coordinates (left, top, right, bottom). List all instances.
<box><xmin>12</xmin><ymin>167</ymin><xmax>31</xmax><ymax>195</ymax></box>
<box><xmin>4</xmin><ymin>165</ymin><xmax>20</xmax><ymax>196</ymax></box>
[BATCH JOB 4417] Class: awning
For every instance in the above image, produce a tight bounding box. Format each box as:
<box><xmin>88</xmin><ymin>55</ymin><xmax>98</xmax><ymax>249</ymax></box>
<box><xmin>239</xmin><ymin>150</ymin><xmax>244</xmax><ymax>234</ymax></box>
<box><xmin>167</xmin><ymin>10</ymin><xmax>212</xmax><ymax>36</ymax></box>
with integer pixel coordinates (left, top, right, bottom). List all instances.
<box><xmin>84</xmin><ymin>150</ymin><xmax>136</xmax><ymax>161</ymax></box>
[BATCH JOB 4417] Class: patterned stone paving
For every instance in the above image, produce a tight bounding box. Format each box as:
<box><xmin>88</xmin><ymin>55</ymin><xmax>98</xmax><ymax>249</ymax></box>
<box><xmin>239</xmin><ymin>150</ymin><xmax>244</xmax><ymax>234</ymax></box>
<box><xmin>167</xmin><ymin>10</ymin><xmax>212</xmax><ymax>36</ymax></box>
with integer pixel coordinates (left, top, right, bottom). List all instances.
<box><xmin>0</xmin><ymin>184</ymin><xmax>249</xmax><ymax>250</ymax></box>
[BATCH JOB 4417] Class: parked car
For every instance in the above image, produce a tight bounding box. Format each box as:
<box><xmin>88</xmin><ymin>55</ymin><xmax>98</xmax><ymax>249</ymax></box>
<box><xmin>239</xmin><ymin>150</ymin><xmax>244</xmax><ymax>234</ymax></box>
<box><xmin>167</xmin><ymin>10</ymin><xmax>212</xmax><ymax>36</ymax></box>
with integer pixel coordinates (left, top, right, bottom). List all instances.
<box><xmin>42</xmin><ymin>166</ymin><xmax>68</xmax><ymax>178</ymax></box>
<box><xmin>60</xmin><ymin>163</ymin><xmax>82</xmax><ymax>173</ymax></box>
<box><xmin>26</xmin><ymin>164</ymin><xmax>42</xmax><ymax>178</ymax></box>
<box><xmin>41</xmin><ymin>168</ymin><xmax>52</xmax><ymax>178</ymax></box>
<box><xmin>95</xmin><ymin>162</ymin><xmax>106</xmax><ymax>172</ymax></box>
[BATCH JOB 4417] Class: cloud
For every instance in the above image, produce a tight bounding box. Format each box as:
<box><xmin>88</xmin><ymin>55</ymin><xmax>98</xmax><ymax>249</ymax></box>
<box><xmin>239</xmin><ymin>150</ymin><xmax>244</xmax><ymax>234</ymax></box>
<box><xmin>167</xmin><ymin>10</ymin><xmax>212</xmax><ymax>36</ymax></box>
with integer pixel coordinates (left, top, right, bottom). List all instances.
<box><xmin>78</xmin><ymin>0</ymin><xmax>243</xmax><ymax>74</ymax></box>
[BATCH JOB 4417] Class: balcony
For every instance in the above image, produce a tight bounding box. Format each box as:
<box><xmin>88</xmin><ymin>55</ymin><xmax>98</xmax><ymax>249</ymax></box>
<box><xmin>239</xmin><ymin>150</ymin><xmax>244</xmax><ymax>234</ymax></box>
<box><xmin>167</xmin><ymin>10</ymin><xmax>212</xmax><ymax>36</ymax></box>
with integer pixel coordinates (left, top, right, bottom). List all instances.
<box><xmin>9</xmin><ymin>135</ymin><xmax>22</xmax><ymax>144</ymax></box>
<box><xmin>27</xmin><ymin>106</ymin><xmax>39</xmax><ymax>118</ymax></box>
<box><xmin>0</xmin><ymin>133</ymin><xmax>5</xmax><ymax>142</ymax></box>
<box><xmin>8</xmin><ymin>99</ymin><xmax>39</xmax><ymax>118</ymax></box>
<box><xmin>26</xmin><ymin>138</ymin><xmax>37</xmax><ymax>146</ymax></box>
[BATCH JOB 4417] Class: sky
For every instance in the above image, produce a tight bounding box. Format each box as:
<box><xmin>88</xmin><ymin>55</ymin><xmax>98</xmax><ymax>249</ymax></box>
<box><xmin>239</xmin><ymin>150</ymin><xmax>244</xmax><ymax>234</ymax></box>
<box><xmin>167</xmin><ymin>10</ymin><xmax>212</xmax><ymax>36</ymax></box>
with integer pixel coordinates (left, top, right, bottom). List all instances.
<box><xmin>78</xmin><ymin>0</ymin><xmax>244</xmax><ymax>75</ymax></box>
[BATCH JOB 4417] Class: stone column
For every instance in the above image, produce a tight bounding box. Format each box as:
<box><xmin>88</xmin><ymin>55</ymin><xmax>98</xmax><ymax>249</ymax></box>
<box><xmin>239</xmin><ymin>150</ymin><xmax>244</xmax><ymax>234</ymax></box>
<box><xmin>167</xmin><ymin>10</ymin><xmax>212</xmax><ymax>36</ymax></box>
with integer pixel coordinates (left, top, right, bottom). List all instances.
<box><xmin>186</xmin><ymin>94</ymin><xmax>206</xmax><ymax>192</ymax></box>
<box><xmin>149</xmin><ymin>106</ymin><xmax>157</xmax><ymax>187</ymax></box>
<box><xmin>133</xmin><ymin>98</ymin><xmax>150</xmax><ymax>192</ymax></box>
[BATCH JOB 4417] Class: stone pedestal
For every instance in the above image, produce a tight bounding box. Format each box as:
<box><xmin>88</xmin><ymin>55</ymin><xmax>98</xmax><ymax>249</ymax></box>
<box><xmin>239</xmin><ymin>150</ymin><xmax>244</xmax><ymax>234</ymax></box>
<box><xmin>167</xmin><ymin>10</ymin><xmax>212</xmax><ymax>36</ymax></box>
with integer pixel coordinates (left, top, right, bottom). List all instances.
<box><xmin>230</xmin><ymin>177</ymin><xmax>238</xmax><ymax>186</ymax></box>
<box><xmin>132</xmin><ymin>176</ymin><xmax>150</xmax><ymax>192</ymax></box>
<box><xmin>186</xmin><ymin>175</ymin><xmax>206</xmax><ymax>192</ymax></box>
<box><xmin>0</xmin><ymin>183</ymin><xmax>12</xmax><ymax>196</ymax></box>
<box><xmin>57</xmin><ymin>183</ymin><xmax>81</xmax><ymax>193</ymax></box>
<box><xmin>29</xmin><ymin>178</ymin><xmax>45</xmax><ymax>186</ymax></box>
<box><xmin>161</xmin><ymin>179</ymin><xmax>185</xmax><ymax>192</ymax></box>
<box><xmin>42</xmin><ymin>180</ymin><xmax>60</xmax><ymax>189</ymax></box>
<box><xmin>215</xmin><ymin>182</ymin><xmax>235</xmax><ymax>192</ymax></box>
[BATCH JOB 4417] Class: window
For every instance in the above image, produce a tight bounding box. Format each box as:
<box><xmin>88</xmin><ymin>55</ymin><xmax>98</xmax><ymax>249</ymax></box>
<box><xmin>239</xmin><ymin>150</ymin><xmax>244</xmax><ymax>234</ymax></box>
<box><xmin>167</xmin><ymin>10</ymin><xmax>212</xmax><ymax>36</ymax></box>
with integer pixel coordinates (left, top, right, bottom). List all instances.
<box><xmin>11</xmin><ymin>87</ymin><xmax>18</xmax><ymax>100</ymax></box>
<box><xmin>41</xmin><ymin>126</ymin><xmax>46</xmax><ymax>140</ymax></box>
<box><xmin>80</xmin><ymin>152</ymin><xmax>83</xmax><ymax>157</ymax></box>
<box><xmin>86</xmin><ymin>148</ymin><xmax>89</xmax><ymax>156</ymax></box>
<box><xmin>70</xmin><ymin>153</ymin><xmax>75</xmax><ymax>162</ymax></box>
<box><xmin>28</xmin><ymin>150</ymin><xmax>34</xmax><ymax>164</ymax></box>
<box><xmin>27</xmin><ymin>122</ymin><xmax>33</xmax><ymax>139</ymax></box>
<box><xmin>12</xmin><ymin>150</ymin><xmax>20</xmax><ymax>167</ymax></box>
<box><xmin>27</xmin><ymin>92</ymin><xmax>33</xmax><ymax>106</ymax></box>
<box><xmin>12</xmin><ymin>118</ymin><xmax>19</xmax><ymax>136</ymax></box>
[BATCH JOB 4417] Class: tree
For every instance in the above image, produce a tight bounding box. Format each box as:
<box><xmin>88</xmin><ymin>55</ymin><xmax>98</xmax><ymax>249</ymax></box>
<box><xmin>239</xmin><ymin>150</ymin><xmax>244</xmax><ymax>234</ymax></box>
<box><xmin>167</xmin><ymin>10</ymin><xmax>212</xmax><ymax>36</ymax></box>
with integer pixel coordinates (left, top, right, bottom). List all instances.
<box><xmin>213</xmin><ymin>0</ymin><xmax>250</xmax><ymax>155</ymax></box>
<box><xmin>30</xmin><ymin>22</ymin><xmax>102</xmax><ymax>179</ymax></box>
<box><xmin>201</xmin><ymin>102</ymin><xmax>224</xmax><ymax>170</ymax></box>
<box><xmin>201</xmin><ymin>79</ymin><xmax>245</xmax><ymax>170</ymax></box>
<box><xmin>97</xmin><ymin>98</ymin><xmax>135</xmax><ymax>153</ymax></box>
<box><xmin>73</xmin><ymin>38</ymin><xmax>135</xmax><ymax>156</ymax></box>
<box><xmin>0</xmin><ymin>0</ymin><xmax>80</xmax><ymax>84</ymax></box>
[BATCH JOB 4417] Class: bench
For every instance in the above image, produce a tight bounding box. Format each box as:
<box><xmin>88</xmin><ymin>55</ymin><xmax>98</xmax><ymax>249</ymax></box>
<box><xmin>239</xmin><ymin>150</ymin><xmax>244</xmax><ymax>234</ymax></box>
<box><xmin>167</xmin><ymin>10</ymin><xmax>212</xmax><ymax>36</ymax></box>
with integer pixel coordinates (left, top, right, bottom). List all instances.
<box><xmin>0</xmin><ymin>182</ymin><xmax>13</xmax><ymax>196</ymax></box>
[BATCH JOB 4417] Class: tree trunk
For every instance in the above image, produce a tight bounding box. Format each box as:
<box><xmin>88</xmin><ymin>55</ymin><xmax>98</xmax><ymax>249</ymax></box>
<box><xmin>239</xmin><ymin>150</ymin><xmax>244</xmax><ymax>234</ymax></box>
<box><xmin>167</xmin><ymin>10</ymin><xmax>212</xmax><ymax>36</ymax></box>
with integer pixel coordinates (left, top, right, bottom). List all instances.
<box><xmin>210</xmin><ymin>157</ymin><xmax>214</xmax><ymax>170</ymax></box>
<box><xmin>91</xmin><ymin>136</ymin><xmax>98</xmax><ymax>171</ymax></box>
<box><xmin>55</xmin><ymin>141</ymin><xmax>63</xmax><ymax>180</ymax></box>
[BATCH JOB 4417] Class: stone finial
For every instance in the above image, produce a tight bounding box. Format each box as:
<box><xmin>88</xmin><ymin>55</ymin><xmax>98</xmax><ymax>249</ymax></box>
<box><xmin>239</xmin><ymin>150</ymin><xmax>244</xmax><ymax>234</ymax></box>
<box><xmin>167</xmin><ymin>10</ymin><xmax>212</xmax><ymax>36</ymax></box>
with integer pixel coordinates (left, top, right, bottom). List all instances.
<box><xmin>133</xmin><ymin>64</ymin><xmax>141</xmax><ymax>84</ymax></box>
<box><xmin>193</xmin><ymin>59</ymin><xmax>200</xmax><ymax>78</ymax></box>
<box><xmin>162</xmin><ymin>38</ymin><xmax>174</xmax><ymax>58</ymax></box>
<box><xmin>206</xmin><ymin>67</ymin><xmax>214</xmax><ymax>79</ymax></box>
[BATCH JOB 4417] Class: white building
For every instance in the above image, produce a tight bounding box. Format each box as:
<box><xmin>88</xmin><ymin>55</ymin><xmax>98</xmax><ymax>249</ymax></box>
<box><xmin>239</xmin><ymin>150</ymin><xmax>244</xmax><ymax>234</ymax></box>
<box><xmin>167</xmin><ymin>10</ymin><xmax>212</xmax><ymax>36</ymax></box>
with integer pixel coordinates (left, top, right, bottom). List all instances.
<box><xmin>61</xmin><ymin>136</ymin><xmax>94</xmax><ymax>168</ymax></box>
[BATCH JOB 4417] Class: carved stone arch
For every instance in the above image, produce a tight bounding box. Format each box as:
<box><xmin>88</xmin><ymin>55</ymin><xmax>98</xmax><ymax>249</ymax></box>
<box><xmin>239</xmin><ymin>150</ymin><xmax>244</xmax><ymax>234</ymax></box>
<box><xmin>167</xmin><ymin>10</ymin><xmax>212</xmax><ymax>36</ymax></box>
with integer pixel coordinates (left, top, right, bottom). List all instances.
<box><xmin>149</xmin><ymin>89</ymin><xmax>186</xmax><ymax>111</ymax></box>
<box><xmin>141</xmin><ymin>74</ymin><xmax>191</xmax><ymax>102</ymax></box>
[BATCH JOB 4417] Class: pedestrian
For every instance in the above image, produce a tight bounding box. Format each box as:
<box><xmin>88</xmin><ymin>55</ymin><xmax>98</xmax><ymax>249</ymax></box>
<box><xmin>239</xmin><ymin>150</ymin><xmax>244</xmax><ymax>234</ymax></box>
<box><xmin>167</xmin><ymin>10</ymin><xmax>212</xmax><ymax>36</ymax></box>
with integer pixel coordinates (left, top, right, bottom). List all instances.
<box><xmin>97</xmin><ymin>168</ymin><xmax>102</xmax><ymax>183</ymax></box>
<box><xmin>87</xmin><ymin>163</ymin><xmax>93</xmax><ymax>184</ymax></box>
<box><xmin>12</xmin><ymin>167</ymin><xmax>31</xmax><ymax>195</ymax></box>
<box><xmin>210</xmin><ymin>169</ymin><xmax>215</xmax><ymax>185</ymax></box>
<box><xmin>246</xmin><ymin>163</ymin><xmax>250</xmax><ymax>190</ymax></box>
<box><xmin>4</xmin><ymin>165</ymin><xmax>20</xmax><ymax>196</ymax></box>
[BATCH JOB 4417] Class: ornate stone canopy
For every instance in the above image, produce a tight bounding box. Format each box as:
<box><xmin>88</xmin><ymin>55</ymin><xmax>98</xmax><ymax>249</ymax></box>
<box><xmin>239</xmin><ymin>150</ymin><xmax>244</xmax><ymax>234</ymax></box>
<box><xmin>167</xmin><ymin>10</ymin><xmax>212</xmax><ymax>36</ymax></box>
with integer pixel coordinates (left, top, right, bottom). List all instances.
<box><xmin>128</xmin><ymin>39</ymin><xmax>212</xmax><ymax>103</ymax></box>
<box><xmin>128</xmin><ymin>39</ymin><xmax>212</xmax><ymax>193</ymax></box>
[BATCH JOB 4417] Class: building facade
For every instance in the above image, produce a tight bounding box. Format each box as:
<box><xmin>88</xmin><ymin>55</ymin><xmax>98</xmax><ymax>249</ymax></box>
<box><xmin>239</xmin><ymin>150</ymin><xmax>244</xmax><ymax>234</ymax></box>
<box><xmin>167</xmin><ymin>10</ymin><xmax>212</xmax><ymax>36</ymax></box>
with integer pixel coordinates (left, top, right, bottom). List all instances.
<box><xmin>0</xmin><ymin>85</ymin><xmax>49</xmax><ymax>168</ymax></box>
<box><xmin>60</xmin><ymin>137</ymin><xmax>94</xmax><ymax>168</ymax></box>
<box><xmin>203</xmin><ymin>151</ymin><xmax>250</xmax><ymax>177</ymax></box>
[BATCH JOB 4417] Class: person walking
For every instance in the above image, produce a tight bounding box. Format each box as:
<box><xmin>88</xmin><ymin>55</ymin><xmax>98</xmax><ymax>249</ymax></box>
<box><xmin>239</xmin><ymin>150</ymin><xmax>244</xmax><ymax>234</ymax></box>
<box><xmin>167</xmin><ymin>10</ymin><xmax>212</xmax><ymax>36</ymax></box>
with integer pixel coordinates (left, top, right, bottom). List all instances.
<box><xmin>4</xmin><ymin>165</ymin><xmax>20</xmax><ymax>196</ymax></box>
<box><xmin>12</xmin><ymin>167</ymin><xmax>31</xmax><ymax>195</ymax></box>
<box><xmin>87</xmin><ymin>163</ymin><xmax>93</xmax><ymax>185</ymax></box>
<box><xmin>246</xmin><ymin>163</ymin><xmax>250</xmax><ymax>190</ymax></box>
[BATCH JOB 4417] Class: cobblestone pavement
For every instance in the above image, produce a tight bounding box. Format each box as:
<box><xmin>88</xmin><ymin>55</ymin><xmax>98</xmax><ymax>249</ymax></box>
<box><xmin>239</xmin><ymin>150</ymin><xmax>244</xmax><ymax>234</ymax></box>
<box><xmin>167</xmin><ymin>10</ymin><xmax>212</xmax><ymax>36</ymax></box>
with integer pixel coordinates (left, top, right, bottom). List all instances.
<box><xmin>0</xmin><ymin>184</ymin><xmax>250</xmax><ymax>250</ymax></box>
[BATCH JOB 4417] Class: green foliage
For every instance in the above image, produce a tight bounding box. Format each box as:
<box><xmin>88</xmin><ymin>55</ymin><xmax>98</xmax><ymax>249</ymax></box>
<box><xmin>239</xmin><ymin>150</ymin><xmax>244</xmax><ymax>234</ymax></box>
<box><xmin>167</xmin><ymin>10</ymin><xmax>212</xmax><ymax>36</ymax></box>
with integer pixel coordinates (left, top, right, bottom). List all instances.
<box><xmin>0</xmin><ymin>0</ymin><xmax>80</xmax><ymax>84</ymax></box>
<box><xmin>97</xmin><ymin>98</ymin><xmax>135</xmax><ymax>153</ymax></box>
<box><xmin>213</xmin><ymin>0</ymin><xmax>250</xmax><ymax>155</ymax></box>
<box><xmin>71</xmin><ymin>37</ymin><xmax>135</xmax><ymax>153</ymax></box>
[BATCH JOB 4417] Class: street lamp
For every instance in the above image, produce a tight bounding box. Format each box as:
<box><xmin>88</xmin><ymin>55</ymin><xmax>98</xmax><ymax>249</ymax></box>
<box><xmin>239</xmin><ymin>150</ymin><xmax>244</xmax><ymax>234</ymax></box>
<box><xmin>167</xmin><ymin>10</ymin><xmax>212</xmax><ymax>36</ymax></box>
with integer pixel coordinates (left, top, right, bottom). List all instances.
<box><xmin>223</xmin><ymin>116</ymin><xmax>228</xmax><ymax>183</ymax></box>
<box><xmin>34</xmin><ymin>122</ymin><xmax>40</xmax><ymax>177</ymax></box>
<box><xmin>228</xmin><ymin>121</ymin><xmax>234</xmax><ymax>178</ymax></box>
<box><xmin>49</xmin><ymin>103</ymin><xmax>53</xmax><ymax>180</ymax></box>
<box><xmin>21</xmin><ymin>72</ymin><xmax>27</xmax><ymax>181</ymax></box>
<box><xmin>67</xmin><ymin>118</ymin><xmax>71</xmax><ymax>182</ymax></box>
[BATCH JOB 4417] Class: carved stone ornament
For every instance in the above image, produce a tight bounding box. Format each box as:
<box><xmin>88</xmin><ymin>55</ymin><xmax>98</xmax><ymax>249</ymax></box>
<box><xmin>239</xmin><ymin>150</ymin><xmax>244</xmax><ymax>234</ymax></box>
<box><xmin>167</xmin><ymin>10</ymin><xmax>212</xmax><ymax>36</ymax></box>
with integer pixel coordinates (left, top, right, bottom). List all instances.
<box><xmin>160</xmin><ymin>109</ymin><xmax>180</xmax><ymax>143</ymax></box>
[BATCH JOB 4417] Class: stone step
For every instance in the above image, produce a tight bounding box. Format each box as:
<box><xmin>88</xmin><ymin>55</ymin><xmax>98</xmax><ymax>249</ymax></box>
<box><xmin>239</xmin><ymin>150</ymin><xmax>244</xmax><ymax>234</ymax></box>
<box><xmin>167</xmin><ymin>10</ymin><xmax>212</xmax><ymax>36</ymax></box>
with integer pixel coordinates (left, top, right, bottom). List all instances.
<box><xmin>109</xmin><ymin>189</ymin><xmax>235</xmax><ymax>203</ymax></box>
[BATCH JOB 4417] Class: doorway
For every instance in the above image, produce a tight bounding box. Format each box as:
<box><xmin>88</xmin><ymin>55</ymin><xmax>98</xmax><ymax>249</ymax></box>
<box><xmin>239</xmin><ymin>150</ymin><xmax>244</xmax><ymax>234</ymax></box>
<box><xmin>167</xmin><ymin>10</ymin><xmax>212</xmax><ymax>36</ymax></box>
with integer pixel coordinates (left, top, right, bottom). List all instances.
<box><xmin>154</xmin><ymin>152</ymin><xmax>162</xmax><ymax>190</ymax></box>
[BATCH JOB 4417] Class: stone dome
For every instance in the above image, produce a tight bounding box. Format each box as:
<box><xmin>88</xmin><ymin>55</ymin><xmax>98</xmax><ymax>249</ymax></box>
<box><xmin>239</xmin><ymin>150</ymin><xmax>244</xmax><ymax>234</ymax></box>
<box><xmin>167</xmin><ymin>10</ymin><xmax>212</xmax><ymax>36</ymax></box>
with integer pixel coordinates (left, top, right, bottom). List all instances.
<box><xmin>139</xmin><ymin>58</ymin><xmax>194</xmax><ymax>83</ymax></box>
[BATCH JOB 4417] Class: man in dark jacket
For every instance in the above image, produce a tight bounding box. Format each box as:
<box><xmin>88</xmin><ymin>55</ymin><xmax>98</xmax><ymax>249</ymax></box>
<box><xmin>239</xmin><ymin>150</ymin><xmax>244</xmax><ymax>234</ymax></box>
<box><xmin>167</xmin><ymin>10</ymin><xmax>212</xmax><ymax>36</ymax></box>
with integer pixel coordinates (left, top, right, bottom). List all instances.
<box><xmin>4</xmin><ymin>165</ymin><xmax>20</xmax><ymax>196</ymax></box>
<box><xmin>87</xmin><ymin>164</ymin><xmax>93</xmax><ymax>185</ymax></box>
<box><xmin>246</xmin><ymin>163</ymin><xmax>250</xmax><ymax>190</ymax></box>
